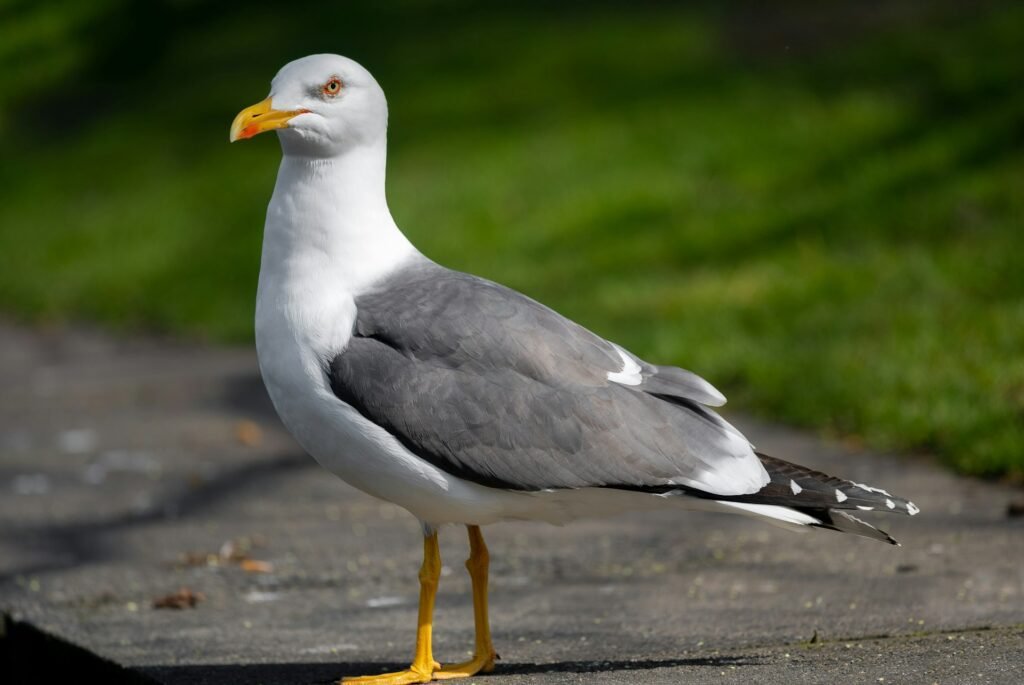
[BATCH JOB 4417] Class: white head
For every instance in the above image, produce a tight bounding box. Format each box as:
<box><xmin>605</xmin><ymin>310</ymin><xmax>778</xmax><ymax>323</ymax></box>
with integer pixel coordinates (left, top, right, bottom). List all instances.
<box><xmin>229</xmin><ymin>54</ymin><xmax>388</xmax><ymax>158</ymax></box>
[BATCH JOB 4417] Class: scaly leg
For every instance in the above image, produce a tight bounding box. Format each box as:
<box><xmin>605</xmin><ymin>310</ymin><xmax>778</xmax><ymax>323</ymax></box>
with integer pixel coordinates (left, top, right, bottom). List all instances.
<box><xmin>343</xmin><ymin>531</ymin><xmax>442</xmax><ymax>684</ymax></box>
<box><xmin>435</xmin><ymin>525</ymin><xmax>497</xmax><ymax>679</ymax></box>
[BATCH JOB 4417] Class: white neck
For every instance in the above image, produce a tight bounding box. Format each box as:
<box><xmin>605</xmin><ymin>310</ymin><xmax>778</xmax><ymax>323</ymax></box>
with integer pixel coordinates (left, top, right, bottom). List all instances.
<box><xmin>259</xmin><ymin>138</ymin><xmax>418</xmax><ymax>298</ymax></box>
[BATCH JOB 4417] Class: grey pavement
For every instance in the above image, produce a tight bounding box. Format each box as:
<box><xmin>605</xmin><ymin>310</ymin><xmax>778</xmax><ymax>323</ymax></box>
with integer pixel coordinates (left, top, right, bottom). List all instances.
<box><xmin>0</xmin><ymin>322</ymin><xmax>1021</xmax><ymax>684</ymax></box>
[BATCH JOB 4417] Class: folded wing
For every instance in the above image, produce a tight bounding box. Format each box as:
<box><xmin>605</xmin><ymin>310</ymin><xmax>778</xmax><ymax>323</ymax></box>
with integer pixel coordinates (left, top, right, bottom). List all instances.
<box><xmin>328</xmin><ymin>259</ymin><xmax>768</xmax><ymax>497</ymax></box>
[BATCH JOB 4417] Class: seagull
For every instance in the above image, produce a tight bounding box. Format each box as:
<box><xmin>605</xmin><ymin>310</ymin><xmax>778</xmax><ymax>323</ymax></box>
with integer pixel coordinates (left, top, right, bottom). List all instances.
<box><xmin>230</xmin><ymin>54</ymin><xmax>919</xmax><ymax>684</ymax></box>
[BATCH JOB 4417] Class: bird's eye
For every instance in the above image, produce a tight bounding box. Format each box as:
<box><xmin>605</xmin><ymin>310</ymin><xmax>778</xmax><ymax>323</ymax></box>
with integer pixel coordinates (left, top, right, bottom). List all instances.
<box><xmin>322</xmin><ymin>78</ymin><xmax>342</xmax><ymax>96</ymax></box>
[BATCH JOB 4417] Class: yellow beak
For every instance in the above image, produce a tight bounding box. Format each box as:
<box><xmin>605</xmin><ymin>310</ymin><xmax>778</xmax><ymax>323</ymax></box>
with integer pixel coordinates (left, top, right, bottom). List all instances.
<box><xmin>229</xmin><ymin>98</ymin><xmax>309</xmax><ymax>142</ymax></box>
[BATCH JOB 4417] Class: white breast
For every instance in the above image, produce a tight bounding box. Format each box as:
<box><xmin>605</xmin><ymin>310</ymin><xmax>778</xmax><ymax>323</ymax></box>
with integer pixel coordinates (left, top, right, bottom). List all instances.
<box><xmin>254</xmin><ymin>179</ymin><xmax>536</xmax><ymax>524</ymax></box>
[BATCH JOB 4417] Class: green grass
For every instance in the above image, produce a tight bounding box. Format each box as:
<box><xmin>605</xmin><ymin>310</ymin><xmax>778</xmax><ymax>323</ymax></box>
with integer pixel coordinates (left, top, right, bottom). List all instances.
<box><xmin>1</xmin><ymin>1</ymin><xmax>1022</xmax><ymax>478</ymax></box>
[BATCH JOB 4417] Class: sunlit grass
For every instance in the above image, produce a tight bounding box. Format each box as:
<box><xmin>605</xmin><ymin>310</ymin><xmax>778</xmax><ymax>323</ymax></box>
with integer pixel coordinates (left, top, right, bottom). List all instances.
<box><xmin>0</xmin><ymin>1</ymin><xmax>1021</xmax><ymax>478</ymax></box>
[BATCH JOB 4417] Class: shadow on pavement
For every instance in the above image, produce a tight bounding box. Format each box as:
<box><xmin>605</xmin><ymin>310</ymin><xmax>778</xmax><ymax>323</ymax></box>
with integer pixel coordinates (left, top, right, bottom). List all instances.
<box><xmin>0</xmin><ymin>452</ymin><xmax>311</xmax><ymax>583</ymax></box>
<box><xmin>140</xmin><ymin>654</ymin><xmax>765</xmax><ymax>684</ymax></box>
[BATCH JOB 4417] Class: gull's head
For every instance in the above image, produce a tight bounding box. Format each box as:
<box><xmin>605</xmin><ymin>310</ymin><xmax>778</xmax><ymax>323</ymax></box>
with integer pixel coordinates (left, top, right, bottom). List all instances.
<box><xmin>229</xmin><ymin>54</ymin><xmax>387</xmax><ymax>157</ymax></box>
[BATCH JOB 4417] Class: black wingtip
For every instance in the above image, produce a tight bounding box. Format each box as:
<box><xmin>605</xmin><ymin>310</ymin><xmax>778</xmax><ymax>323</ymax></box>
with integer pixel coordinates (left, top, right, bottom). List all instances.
<box><xmin>816</xmin><ymin>508</ymin><xmax>901</xmax><ymax>545</ymax></box>
<box><xmin>753</xmin><ymin>452</ymin><xmax>919</xmax><ymax>518</ymax></box>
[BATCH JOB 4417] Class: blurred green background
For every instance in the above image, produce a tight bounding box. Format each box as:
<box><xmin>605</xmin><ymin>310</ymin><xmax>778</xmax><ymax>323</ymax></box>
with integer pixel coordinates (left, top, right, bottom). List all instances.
<box><xmin>1</xmin><ymin>1</ymin><xmax>1022</xmax><ymax>479</ymax></box>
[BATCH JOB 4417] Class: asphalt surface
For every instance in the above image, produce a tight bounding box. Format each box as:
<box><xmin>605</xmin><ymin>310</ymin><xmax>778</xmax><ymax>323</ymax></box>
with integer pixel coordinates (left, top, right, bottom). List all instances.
<box><xmin>1</xmin><ymin>322</ymin><xmax>1022</xmax><ymax>684</ymax></box>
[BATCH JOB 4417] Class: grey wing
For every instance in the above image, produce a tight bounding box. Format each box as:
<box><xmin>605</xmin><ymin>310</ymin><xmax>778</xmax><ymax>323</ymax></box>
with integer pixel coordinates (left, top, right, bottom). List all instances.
<box><xmin>328</xmin><ymin>260</ymin><xmax>768</xmax><ymax>496</ymax></box>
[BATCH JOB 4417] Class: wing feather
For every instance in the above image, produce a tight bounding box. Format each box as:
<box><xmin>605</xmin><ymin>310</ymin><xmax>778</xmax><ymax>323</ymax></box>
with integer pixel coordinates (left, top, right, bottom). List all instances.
<box><xmin>330</xmin><ymin>259</ymin><xmax>767</xmax><ymax>496</ymax></box>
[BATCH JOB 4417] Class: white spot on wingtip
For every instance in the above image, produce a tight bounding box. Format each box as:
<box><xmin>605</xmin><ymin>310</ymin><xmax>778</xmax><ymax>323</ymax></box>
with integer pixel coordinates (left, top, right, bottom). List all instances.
<box><xmin>856</xmin><ymin>505</ymin><xmax>874</xmax><ymax>511</ymax></box>
<box><xmin>885</xmin><ymin>499</ymin><xmax>896</xmax><ymax>509</ymax></box>
<box><xmin>790</xmin><ymin>479</ymin><xmax>802</xmax><ymax>495</ymax></box>
<box><xmin>852</xmin><ymin>481</ymin><xmax>892</xmax><ymax>497</ymax></box>
<box><xmin>606</xmin><ymin>345</ymin><xmax>642</xmax><ymax>386</ymax></box>
<box><xmin>906</xmin><ymin>501</ymin><xmax>920</xmax><ymax>516</ymax></box>
<box><xmin>835</xmin><ymin>489</ymin><xmax>848</xmax><ymax>503</ymax></box>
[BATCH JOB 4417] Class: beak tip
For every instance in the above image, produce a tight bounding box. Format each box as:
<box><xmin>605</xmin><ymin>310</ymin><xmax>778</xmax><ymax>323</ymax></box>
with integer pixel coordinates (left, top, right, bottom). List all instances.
<box><xmin>230</xmin><ymin>125</ymin><xmax>257</xmax><ymax>143</ymax></box>
<box><xmin>230</xmin><ymin>98</ymin><xmax>304</xmax><ymax>144</ymax></box>
<box><xmin>228</xmin><ymin>120</ymin><xmax>248</xmax><ymax>143</ymax></box>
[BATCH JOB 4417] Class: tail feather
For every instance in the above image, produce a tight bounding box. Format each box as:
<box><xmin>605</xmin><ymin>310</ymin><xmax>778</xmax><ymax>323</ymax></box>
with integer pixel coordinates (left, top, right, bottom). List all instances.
<box><xmin>817</xmin><ymin>509</ymin><xmax>900</xmax><ymax>545</ymax></box>
<box><xmin>749</xmin><ymin>453</ymin><xmax>919</xmax><ymax>517</ymax></box>
<box><xmin>710</xmin><ymin>500</ymin><xmax>899</xmax><ymax>545</ymax></box>
<box><xmin>669</xmin><ymin>452</ymin><xmax>918</xmax><ymax>545</ymax></box>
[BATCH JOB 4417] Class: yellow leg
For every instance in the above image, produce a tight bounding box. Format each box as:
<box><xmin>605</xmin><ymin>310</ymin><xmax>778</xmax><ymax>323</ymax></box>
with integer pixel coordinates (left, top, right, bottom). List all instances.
<box><xmin>435</xmin><ymin>525</ymin><xmax>497</xmax><ymax>679</ymax></box>
<box><xmin>343</xmin><ymin>532</ymin><xmax>442</xmax><ymax>685</ymax></box>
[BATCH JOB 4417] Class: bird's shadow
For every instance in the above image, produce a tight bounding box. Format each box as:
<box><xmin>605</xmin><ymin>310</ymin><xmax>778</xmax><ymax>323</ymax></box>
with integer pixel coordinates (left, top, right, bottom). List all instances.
<box><xmin>140</xmin><ymin>655</ymin><xmax>763</xmax><ymax>684</ymax></box>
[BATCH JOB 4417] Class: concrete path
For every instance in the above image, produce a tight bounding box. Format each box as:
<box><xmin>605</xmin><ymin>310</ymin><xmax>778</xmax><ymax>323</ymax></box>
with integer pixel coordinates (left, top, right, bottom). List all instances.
<box><xmin>1</xmin><ymin>323</ymin><xmax>1021</xmax><ymax>684</ymax></box>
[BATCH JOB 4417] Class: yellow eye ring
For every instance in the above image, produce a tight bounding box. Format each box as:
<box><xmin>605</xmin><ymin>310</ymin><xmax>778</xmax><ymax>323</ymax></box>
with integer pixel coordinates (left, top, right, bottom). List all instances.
<box><xmin>322</xmin><ymin>78</ymin><xmax>342</xmax><ymax>96</ymax></box>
